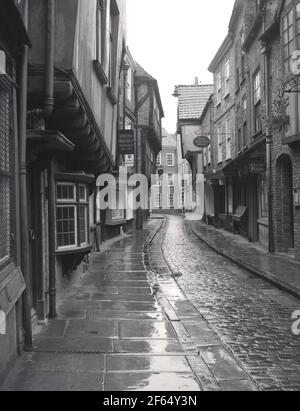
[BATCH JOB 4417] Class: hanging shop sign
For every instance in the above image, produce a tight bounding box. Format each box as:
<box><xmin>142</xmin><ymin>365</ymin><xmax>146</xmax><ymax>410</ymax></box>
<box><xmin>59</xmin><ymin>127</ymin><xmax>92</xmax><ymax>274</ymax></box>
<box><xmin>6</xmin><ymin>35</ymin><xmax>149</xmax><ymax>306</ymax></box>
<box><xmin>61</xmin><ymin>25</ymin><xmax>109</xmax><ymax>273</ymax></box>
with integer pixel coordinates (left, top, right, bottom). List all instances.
<box><xmin>119</xmin><ymin>130</ymin><xmax>134</xmax><ymax>155</ymax></box>
<box><xmin>125</xmin><ymin>154</ymin><xmax>135</xmax><ymax>167</ymax></box>
<box><xmin>292</xmin><ymin>50</ymin><xmax>300</xmax><ymax>76</ymax></box>
<box><xmin>0</xmin><ymin>51</ymin><xmax>6</xmax><ymax>75</ymax></box>
<box><xmin>193</xmin><ymin>135</ymin><xmax>211</xmax><ymax>149</ymax></box>
<box><xmin>250</xmin><ymin>161</ymin><xmax>266</xmax><ymax>174</ymax></box>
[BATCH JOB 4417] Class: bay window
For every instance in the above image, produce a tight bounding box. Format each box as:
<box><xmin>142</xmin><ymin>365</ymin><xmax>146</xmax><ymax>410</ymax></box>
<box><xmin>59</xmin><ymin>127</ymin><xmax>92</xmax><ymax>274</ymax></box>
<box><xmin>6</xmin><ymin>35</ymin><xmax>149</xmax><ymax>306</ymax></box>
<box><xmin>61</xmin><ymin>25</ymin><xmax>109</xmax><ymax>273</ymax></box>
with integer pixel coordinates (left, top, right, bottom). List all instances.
<box><xmin>56</xmin><ymin>182</ymin><xmax>89</xmax><ymax>250</ymax></box>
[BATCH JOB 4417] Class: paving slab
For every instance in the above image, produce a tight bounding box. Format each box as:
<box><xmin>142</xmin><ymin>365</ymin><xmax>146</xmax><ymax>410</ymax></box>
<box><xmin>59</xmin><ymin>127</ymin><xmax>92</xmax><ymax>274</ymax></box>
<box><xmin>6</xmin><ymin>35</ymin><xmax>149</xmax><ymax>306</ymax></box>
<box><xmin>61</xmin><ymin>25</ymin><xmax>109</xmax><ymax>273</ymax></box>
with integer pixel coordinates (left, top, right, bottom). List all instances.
<box><xmin>104</xmin><ymin>372</ymin><xmax>200</xmax><ymax>392</ymax></box>
<box><xmin>64</xmin><ymin>319</ymin><xmax>119</xmax><ymax>338</ymax></box>
<box><xmin>16</xmin><ymin>352</ymin><xmax>105</xmax><ymax>373</ymax></box>
<box><xmin>113</xmin><ymin>339</ymin><xmax>184</xmax><ymax>354</ymax></box>
<box><xmin>87</xmin><ymin>310</ymin><xmax>165</xmax><ymax>321</ymax></box>
<box><xmin>99</xmin><ymin>301</ymin><xmax>161</xmax><ymax>312</ymax></box>
<box><xmin>34</xmin><ymin>337</ymin><xmax>114</xmax><ymax>353</ymax></box>
<box><xmin>91</xmin><ymin>293</ymin><xmax>154</xmax><ymax>303</ymax></box>
<box><xmin>119</xmin><ymin>321</ymin><xmax>177</xmax><ymax>340</ymax></box>
<box><xmin>107</xmin><ymin>355</ymin><xmax>192</xmax><ymax>372</ymax></box>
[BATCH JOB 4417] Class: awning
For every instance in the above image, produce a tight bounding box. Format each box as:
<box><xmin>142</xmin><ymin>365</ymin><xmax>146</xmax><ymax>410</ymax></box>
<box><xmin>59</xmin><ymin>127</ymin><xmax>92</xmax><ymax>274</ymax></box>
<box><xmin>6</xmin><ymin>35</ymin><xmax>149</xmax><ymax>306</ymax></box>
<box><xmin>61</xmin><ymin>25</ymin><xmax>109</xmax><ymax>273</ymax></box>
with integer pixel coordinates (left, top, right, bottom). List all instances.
<box><xmin>28</xmin><ymin>73</ymin><xmax>112</xmax><ymax>175</ymax></box>
<box><xmin>27</xmin><ymin>130</ymin><xmax>75</xmax><ymax>153</ymax></box>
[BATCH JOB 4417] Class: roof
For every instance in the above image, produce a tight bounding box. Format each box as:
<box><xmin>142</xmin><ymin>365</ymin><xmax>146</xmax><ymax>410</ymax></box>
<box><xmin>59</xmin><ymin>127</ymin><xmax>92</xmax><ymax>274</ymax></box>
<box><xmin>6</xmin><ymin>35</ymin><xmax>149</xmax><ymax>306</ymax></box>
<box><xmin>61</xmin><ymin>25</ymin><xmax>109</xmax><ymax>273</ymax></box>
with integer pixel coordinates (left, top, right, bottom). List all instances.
<box><xmin>135</xmin><ymin>61</ymin><xmax>165</xmax><ymax>118</ymax></box>
<box><xmin>173</xmin><ymin>84</ymin><xmax>214</xmax><ymax>121</ymax></box>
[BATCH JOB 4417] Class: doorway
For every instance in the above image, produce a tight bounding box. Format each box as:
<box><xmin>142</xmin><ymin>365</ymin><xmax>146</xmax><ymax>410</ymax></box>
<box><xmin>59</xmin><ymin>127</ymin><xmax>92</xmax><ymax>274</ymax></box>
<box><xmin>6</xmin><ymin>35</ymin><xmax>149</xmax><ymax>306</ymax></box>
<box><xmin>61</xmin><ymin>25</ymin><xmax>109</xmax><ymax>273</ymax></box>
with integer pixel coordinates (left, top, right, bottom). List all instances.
<box><xmin>276</xmin><ymin>154</ymin><xmax>294</xmax><ymax>252</ymax></box>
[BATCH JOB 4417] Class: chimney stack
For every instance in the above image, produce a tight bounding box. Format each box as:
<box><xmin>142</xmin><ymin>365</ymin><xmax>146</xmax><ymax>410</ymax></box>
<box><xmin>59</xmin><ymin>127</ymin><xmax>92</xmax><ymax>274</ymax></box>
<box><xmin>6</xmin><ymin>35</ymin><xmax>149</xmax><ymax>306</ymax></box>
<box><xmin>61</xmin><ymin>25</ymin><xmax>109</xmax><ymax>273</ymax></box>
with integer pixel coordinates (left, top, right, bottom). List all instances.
<box><xmin>195</xmin><ymin>76</ymin><xmax>199</xmax><ymax>85</ymax></box>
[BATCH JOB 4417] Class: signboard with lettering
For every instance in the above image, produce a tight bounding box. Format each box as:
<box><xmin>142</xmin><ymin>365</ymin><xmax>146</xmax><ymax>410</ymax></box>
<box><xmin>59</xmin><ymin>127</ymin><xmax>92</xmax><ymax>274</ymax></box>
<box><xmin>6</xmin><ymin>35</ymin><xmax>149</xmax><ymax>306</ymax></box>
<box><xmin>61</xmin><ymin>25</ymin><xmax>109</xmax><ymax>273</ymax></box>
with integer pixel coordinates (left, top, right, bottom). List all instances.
<box><xmin>250</xmin><ymin>162</ymin><xmax>266</xmax><ymax>174</ymax></box>
<box><xmin>125</xmin><ymin>154</ymin><xmax>135</xmax><ymax>167</ymax></box>
<box><xmin>193</xmin><ymin>136</ymin><xmax>210</xmax><ymax>149</ymax></box>
<box><xmin>119</xmin><ymin>130</ymin><xmax>134</xmax><ymax>155</ymax></box>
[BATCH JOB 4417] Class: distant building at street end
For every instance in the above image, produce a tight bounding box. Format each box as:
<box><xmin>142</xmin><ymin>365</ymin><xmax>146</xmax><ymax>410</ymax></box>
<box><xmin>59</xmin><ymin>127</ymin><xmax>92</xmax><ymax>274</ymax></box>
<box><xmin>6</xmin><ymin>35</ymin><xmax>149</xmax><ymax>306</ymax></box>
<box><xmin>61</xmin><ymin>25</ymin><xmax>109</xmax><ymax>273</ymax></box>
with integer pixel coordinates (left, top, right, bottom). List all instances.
<box><xmin>173</xmin><ymin>80</ymin><xmax>213</xmax><ymax>216</ymax></box>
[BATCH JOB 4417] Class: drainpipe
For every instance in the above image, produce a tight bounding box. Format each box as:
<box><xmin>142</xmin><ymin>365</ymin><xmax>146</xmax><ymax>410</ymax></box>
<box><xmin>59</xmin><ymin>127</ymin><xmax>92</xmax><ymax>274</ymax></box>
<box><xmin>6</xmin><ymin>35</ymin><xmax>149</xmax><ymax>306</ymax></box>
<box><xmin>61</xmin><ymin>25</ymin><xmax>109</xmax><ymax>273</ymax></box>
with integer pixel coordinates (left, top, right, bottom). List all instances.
<box><xmin>44</xmin><ymin>0</ymin><xmax>56</xmax><ymax>318</ymax></box>
<box><xmin>30</xmin><ymin>0</ymin><xmax>55</xmax><ymax>120</ymax></box>
<box><xmin>28</xmin><ymin>0</ymin><xmax>56</xmax><ymax>317</ymax></box>
<box><xmin>48</xmin><ymin>159</ymin><xmax>57</xmax><ymax>319</ymax></box>
<box><xmin>19</xmin><ymin>0</ymin><xmax>33</xmax><ymax>351</ymax></box>
<box><xmin>262</xmin><ymin>38</ymin><xmax>274</xmax><ymax>253</ymax></box>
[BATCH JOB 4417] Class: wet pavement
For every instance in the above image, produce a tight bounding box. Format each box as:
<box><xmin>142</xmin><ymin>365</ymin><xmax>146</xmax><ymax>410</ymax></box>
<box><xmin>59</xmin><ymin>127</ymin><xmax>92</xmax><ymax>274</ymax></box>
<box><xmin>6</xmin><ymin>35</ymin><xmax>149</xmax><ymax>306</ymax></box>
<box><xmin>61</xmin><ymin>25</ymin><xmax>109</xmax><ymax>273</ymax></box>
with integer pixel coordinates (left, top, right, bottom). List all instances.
<box><xmin>0</xmin><ymin>220</ymin><xmax>201</xmax><ymax>392</ymax></box>
<box><xmin>159</xmin><ymin>216</ymin><xmax>300</xmax><ymax>391</ymax></box>
<box><xmin>190</xmin><ymin>220</ymin><xmax>300</xmax><ymax>298</ymax></box>
<box><xmin>2</xmin><ymin>216</ymin><xmax>300</xmax><ymax>391</ymax></box>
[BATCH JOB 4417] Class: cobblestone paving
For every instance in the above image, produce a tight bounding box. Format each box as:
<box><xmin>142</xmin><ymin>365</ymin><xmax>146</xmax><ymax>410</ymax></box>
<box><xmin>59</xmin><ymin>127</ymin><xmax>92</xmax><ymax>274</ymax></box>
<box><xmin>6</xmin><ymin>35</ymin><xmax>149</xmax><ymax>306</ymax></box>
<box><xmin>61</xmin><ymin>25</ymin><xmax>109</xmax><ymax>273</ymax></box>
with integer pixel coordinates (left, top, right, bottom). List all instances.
<box><xmin>160</xmin><ymin>216</ymin><xmax>300</xmax><ymax>391</ymax></box>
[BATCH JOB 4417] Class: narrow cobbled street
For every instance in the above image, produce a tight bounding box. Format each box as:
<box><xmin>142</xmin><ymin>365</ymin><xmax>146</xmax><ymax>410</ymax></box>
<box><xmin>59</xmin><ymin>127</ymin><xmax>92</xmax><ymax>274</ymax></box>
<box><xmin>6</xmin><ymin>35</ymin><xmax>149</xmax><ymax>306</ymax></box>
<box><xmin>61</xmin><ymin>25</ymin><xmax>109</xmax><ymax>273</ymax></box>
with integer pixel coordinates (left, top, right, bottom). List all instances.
<box><xmin>153</xmin><ymin>216</ymin><xmax>300</xmax><ymax>391</ymax></box>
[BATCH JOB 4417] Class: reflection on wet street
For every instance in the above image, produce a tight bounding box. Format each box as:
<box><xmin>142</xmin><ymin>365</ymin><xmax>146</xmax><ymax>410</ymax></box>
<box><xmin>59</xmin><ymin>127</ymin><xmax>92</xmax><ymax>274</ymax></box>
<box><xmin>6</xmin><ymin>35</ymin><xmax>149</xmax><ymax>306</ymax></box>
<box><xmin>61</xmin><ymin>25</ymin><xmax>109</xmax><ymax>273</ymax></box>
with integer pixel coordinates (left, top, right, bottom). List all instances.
<box><xmin>2</xmin><ymin>216</ymin><xmax>300</xmax><ymax>391</ymax></box>
<box><xmin>1</xmin><ymin>220</ymin><xmax>201</xmax><ymax>392</ymax></box>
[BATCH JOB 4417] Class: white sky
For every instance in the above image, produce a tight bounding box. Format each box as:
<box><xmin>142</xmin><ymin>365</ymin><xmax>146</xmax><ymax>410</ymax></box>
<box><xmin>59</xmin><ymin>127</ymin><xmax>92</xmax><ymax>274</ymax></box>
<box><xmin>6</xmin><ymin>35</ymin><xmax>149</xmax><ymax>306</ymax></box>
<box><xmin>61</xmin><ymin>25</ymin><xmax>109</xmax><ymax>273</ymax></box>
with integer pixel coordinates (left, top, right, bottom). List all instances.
<box><xmin>127</xmin><ymin>0</ymin><xmax>236</xmax><ymax>133</ymax></box>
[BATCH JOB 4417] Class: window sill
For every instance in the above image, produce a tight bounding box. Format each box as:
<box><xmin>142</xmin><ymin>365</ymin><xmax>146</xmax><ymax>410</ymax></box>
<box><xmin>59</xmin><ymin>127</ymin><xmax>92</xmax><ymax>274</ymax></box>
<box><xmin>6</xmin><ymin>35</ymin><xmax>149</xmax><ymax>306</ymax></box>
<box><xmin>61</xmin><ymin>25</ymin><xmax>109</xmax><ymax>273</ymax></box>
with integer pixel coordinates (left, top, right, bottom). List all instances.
<box><xmin>93</xmin><ymin>60</ymin><xmax>108</xmax><ymax>85</ymax></box>
<box><xmin>55</xmin><ymin>244</ymin><xmax>93</xmax><ymax>256</ymax></box>
<box><xmin>107</xmin><ymin>87</ymin><xmax>118</xmax><ymax>106</ymax></box>
<box><xmin>224</xmin><ymin>92</ymin><xmax>230</xmax><ymax>99</ymax></box>
<box><xmin>106</xmin><ymin>219</ymin><xmax>127</xmax><ymax>226</ymax></box>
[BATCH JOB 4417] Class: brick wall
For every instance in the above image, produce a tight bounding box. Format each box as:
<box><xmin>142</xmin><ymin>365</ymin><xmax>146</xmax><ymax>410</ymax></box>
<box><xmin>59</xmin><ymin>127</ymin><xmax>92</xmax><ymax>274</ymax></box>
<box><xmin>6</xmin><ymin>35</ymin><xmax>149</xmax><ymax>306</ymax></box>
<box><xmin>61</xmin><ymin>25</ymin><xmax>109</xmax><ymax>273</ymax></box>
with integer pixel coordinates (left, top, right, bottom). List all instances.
<box><xmin>269</xmin><ymin>28</ymin><xmax>300</xmax><ymax>260</ymax></box>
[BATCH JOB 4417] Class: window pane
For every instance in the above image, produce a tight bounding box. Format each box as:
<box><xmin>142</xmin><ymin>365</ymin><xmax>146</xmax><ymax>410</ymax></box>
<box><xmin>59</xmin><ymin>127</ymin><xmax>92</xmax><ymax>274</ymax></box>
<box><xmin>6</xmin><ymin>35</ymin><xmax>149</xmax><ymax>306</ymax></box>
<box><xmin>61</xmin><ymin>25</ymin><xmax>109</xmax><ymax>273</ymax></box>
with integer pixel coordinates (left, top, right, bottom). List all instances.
<box><xmin>79</xmin><ymin>185</ymin><xmax>87</xmax><ymax>202</ymax></box>
<box><xmin>56</xmin><ymin>206</ymin><xmax>76</xmax><ymax>248</ymax></box>
<box><xmin>0</xmin><ymin>86</ymin><xmax>11</xmax><ymax>264</ymax></box>
<box><xmin>56</xmin><ymin>183</ymin><xmax>76</xmax><ymax>201</ymax></box>
<box><xmin>79</xmin><ymin>206</ymin><xmax>88</xmax><ymax>245</ymax></box>
<box><xmin>0</xmin><ymin>177</ymin><xmax>10</xmax><ymax>263</ymax></box>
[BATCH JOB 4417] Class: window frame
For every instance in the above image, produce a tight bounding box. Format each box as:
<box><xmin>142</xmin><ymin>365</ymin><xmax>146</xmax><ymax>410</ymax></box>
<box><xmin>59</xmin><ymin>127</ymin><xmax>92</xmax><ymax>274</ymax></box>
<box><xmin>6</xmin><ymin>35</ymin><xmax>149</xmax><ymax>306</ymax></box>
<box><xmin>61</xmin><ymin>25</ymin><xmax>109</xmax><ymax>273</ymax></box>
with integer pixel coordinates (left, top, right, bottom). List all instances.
<box><xmin>217</xmin><ymin>125</ymin><xmax>223</xmax><ymax>164</ymax></box>
<box><xmin>0</xmin><ymin>78</ymin><xmax>14</xmax><ymax>272</ymax></box>
<box><xmin>216</xmin><ymin>72</ymin><xmax>222</xmax><ymax>106</ymax></box>
<box><xmin>55</xmin><ymin>181</ymin><xmax>90</xmax><ymax>251</ymax></box>
<box><xmin>282</xmin><ymin>6</ymin><xmax>296</xmax><ymax>75</ymax></box>
<box><xmin>166</xmin><ymin>153</ymin><xmax>174</xmax><ymax>167</ymax></box>
<box><xmin>96</xmin><ymin>0</ymin><xmax>106</xmax><ymax>66</ymax></box>
<box><xmin>225</xmin><ymin>119</ymin><xmax>232</xmax><ymax>160</ymax></box>
<box><xmin>253</xmin><ymin>70</ymin><xmax>262</xmax><ymax>134</ymax></box>
<box><xmin>156</xmin><ymin>153</ymin><xmax>162</xmax><ymax>167</ymax></box>
<box><xmin>224</xmin><ymin>60</ymin><xmax>230</xmax><ymax>97</ymax></box>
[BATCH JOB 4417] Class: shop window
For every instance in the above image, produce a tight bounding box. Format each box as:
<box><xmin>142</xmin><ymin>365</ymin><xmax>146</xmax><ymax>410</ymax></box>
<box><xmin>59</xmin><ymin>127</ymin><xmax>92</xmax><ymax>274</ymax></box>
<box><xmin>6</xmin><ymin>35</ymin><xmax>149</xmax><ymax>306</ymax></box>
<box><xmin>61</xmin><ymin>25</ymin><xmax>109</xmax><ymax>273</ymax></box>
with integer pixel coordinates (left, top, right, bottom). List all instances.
<box><xmin>0</xmin><ymin>82</ymin><xmax>12</xmax><ymax>270</ymax></box>
<box><xmin>56</xmin><ymin>182</ymin><xmax>89</xmax><ymax>250</ymax></box>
